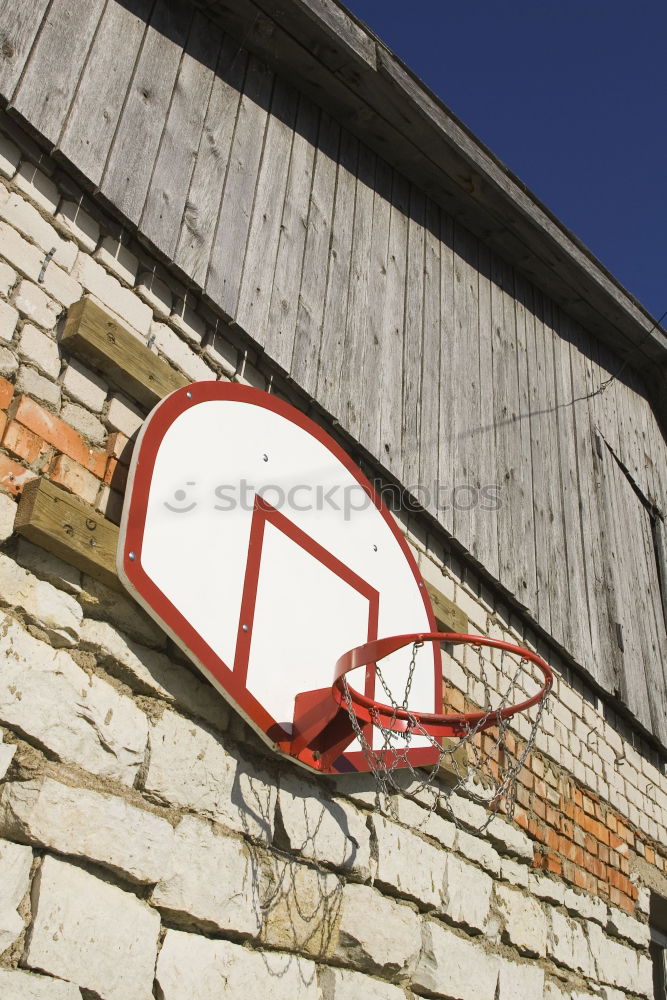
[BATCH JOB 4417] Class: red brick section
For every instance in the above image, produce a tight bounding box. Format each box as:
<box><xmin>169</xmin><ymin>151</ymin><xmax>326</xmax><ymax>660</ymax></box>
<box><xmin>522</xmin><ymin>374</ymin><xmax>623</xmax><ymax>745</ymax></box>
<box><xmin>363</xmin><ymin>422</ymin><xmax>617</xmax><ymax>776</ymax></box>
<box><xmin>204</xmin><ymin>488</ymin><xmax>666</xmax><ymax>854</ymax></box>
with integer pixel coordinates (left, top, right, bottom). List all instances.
<box><xmin>0</xmin><ymin>378</ymin><xmax>12</xmax><ymax>411</ymax></box>
<box><xmin>2</xmin><ymin>420</ymin><xmax>51</xmax><ymax>466</ymax></box>
<box><xmin>0</xmin><ymin>454</ymin><xmax>36</xmax><ymax>495</ymax></box>
<box><xmin>451</xmin><ymin>684</ymin><xmax>665</xmax><ymax>915</ymax></box>
<box><xmin>11</xmin><ymin>396</ymin><xmax>106</xmax><ymax>478</ymax></box>
<box><xmin>495</xmin><ymin>730</ymin><xmax>664</xmax><ymax>914</ymax></box>
<box><xmin>0</xmin><ymin>391</ymin><xmax>134</xmax><ymax>508</ymax></box>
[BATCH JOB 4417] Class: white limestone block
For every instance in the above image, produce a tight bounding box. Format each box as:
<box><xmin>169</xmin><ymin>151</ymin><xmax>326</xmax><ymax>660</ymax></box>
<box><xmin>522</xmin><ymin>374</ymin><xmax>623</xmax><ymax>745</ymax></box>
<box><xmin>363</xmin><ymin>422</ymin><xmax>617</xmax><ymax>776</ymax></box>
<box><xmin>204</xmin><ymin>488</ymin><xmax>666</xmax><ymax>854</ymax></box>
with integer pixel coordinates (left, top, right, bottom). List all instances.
<box><xmin>151</xmin><ymin>321</ymin><xmax>212</xmax><ymax>381</ymax></box>
<box><xmin>278</xmin><ymin>773</ymin><xmax>371</xmax><ymax>877</ymax></box>
<box><xmin>15</xmin><ymin>366</ymin><xmax>61</xmax><ymax>407</ymax></box>
<box><xmin>0</xmin><ymin>224</ymin><xmax>81</xmax><ymax>307</ymax></box>
<box><xmin>486</xmin><ymin>814</ymin><xmax>534</xmax><ymax>861</ymax></box>
<box><xmin>563</xmin><ymin>886</ymin><xmax>607</xmax><ymax>925</ymax></box>
<box><xmin>72</xmin><ymin>257</ymin><xmax>150</xmax><ymax>335</ymax></box>
<box><xmin>0</xmin><ymin>777</ymin><xmax>174</xmax><ymax>884</ymax></box>
<box><xmin>0</xmin><ymin>190</ymin><xmax>77</xmax><ymax>270</ymax></box>
<box><xmin>59</xmin><ymin>402</ymin><xmax>105</xmax><ymax>444</ymax></box>
<box><xmin>105</xmin><ymin>393</ymin><xmax>144</xmax><ymax>437</ymax></box>
<box><xmin>0</xmin><ymin>740</ymin><xmax>16</xmax><ymax>779</ymax></box>
<box><xmin>156</xmin><ymin>930</ymin><xmax>319</xmax><ymax>1000</ymax></box>
<box><xmin>25</xmin><ymin>855</ymin><xmax>160</xmax><ymax>1000</ymax></box>
<box><xmin>500</xmin><ymin>856</ymin><xmax>529</xmax><ymax>887</ymax></box>
<box><xmin>455</xmin><ymin>828</ymin><xmax>502</xmax><ymax>876</ymax></box>
<box><xmin>0</xmin><ymin>554</ymin><xmax>82</xmax><ymax>647</ymax></box>
<box><xmin>13</xmin><ymin>280</ymin><xmax>61</xmax><ymax>330</ymax></box>
<box><xmin>442</xmin><ymin>853</ymin><xmax>492</xmax><ymax>933</ymax></box>
<box><xmin>170</xmin><ymin>298</ymin><xmax>206</xmax><ymax>343</ymax></box>
<box><xmin>18</xmin><ymin>324</ymin><xmax>60</xmax><ymax>378</ymax></box>
<box><xmin>0</xmin><ymin>615</ymin><xmax>147</xmax><ymax>785</ymax></box>
<box><xmin>151</xmin><ymin>814</ymin><xmax>259</xmax><ymax>934</ymax></box>
<box><xmin>370</xmin><ymin>814</ymin><xmax>447</xmax><ymax>906</ymax></box>
<box><xmin>259</xmin><ymin>855</ymin><xmax>342</xmax><ymax>957</ymax></box>
<box><xmin>319</xmin><ymin>967</ymin><xmax>407</xmax><ymax>1000</ymax></box>
<box><xmin>0</xmin><ymin>838</ymin><xmax>32</xmax><ymax>952</ymax></box>
<box><xmin>334</xmin><ymin>882</ymin><xmax>421</xmax><ymax>978</ymax></box>
<box><xmin>79</xmin><ymin>618</ymin><xmax>229</xmax><ymax>731</ymax></box>
<box><xmin>606</xmin><ymin>904</ymin><xmax>650</xmax><ymax>947</ymax></box>
<box><xmin>203</xmin><ymin>328</ymin><xmax>237</xmax><ymax>377</ymax></box>
<box><xmin>0</xmin><ymin>493</ymin><xmax>17</xmax><ymax>542</ymax></box>
<box><xmin>547</xmin><ymin>909</ymin><xmax>596</xmax><ymax>979</ymax></box>
<box><xmin>0</xmin><ymin>297</ymin><xmax>18</xmax><ymax>341</ymax></box>
<box><xmin>496</xmin><ymin>956</ymin><xmax>545</xmax><ymax>1000</ymax></box>
<box><xmin>144</xmin><ymin>708</ymin><xmax>275</xmax><ymax>841</ymax></box>
<box><xmin>494</xmin><ymin>883</ymin><xmax>547</xmax><ymax>956</ymax></box>
<box><xmin>414</xmin><ymin>919</ymin><xmax>499</xmax><ymax>1000</ymax></box>
<box><xmin>389</xmin><ymin>794</ymin><xmax>456</xmax><ymax>849</ymax></box>
<box><xmin>0</xmin><ymin>345</ymin><xmax>18</xmax><ymax>377</ymax></box>
<box><xmin>0</xmin><ymin>969</ymin><xmax>81</xmax><ymax>998</ymax></box>
<box><xmin>588</xmin><ymin>920</ymin><xmax>646</xmax><ymax>993</ymax></box>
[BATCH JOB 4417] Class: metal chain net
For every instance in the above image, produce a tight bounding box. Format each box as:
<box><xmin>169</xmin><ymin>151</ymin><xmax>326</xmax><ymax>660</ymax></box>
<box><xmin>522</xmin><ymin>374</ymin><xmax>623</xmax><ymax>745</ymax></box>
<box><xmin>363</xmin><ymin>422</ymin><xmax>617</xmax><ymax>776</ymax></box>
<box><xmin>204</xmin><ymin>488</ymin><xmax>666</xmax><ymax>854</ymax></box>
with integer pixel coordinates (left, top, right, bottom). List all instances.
<box><xmin>341</xmin><ymin>639</ymin><xmax>550</xmax><ymax>834</ymax></box>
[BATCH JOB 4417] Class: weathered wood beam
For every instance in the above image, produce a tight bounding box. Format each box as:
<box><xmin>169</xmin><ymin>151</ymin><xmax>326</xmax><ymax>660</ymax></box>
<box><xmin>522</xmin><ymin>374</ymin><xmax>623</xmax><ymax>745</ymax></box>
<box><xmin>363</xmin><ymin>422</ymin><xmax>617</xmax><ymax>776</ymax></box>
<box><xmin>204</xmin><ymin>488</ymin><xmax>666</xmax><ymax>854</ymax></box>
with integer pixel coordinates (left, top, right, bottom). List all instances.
<box><xmin>425</xmin><ymin>582</ymin><xmax>468</xmax><ymax>635</ymax></box>
<box><xmin>15</xmin><ymin>477</ymin><xmax>120</xmax><ymax>591</ymax></box>
<box><xmin>61</xmin><ymin>295</ymin><xmax>188</xmax><ymax>408</ymax></box>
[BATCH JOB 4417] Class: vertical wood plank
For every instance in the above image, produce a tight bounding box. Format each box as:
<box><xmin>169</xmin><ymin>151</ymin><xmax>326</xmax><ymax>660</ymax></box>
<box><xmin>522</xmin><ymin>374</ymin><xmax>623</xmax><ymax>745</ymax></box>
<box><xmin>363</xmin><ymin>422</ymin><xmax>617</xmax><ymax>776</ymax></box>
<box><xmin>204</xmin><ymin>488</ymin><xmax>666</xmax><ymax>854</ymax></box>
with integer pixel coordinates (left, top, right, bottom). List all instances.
<box><xmin>267</xmin><ymin>95</ymin><xmax>321</xmax><ymax>375</ymax></box>
<box><xmin>567</xmin><ymin>325</ymin><xmax>618</xmax><ymax>692</ymax></box>
<box><xmin>59</xmin><ymin>0</ymin><xmax>154</xmax><ymax>186</ymax></box>
<box><xmin>587</xmin><ymin>337</ymin><xmax>627</xmax><ymax>695</ymax></box>
<box><xmin>535</xmin><ymin>293</ymin><xmax>569</xmax><ymax>645</ymax></box>
<box><xmin>235</xmin><ymin>78</ymin><xmax>299</xmax><ymax>338</ymax></box>
<box><xmin>140</xmin><ymin>11</ymin><xmax>222</xmax><ymax>260</ymax></box>
<box><xmin>205</xmin><ymin>53</ymin><xmax>274</xmax><ymax>319</ymax></box>
<box><xmin>289</xmin><ymin>113</ymin><xmax>340</xmax><ymax>397</ymax></box>
<box><xmin>174</xmin><ymin>36</ymin><xmax>247</xmax><ymax>288</ymax></box>
<box><xmin>524</xmin><ymin>284</ymin><xmax>550</xmax><ymax>631</ymax></box>
<box><xmin>638</xmin><ymin>508</ymin><xmax>667</xmax><ymax>744</ymax></box>
<box><xmin>473</xmin><ymin>241</ymin><xmax>498</xmax><ymax>578</ymax></box>
<box><xmin>0</xmin><ymin>0</ymin><xmax>51</xmax><ymax>102</ymax></box>
<box><xmin>436</xmin><ymin>212</ymin><xmax>455</xmax><ymax>537</ymax></box>
<box><xmin>551</xmin><ymin>309</ymin><xmax>593</xmax><ymax>672</ymax></box>
<box><xmin>400</xmin><ymin>185</ymin><xmax>425</xmax><ymax>492</ymax></box>
<box><xmin>100</xmin><ymin>0</ymin><xmax>193</xmax><ymax>225</ymax></box>
<box><xmin>316</xmin><ymin>129</ymin><xmax>358</xmax><ymax>410</ymax></box>
<box><xmin>492</xmin><ymin>256</ymin><xmax>528</xmax><ymax>603</ymax></box>
<box><xmin>418</xmin><ymin>198</ymin><xmax>441</xmax><ymax>520</ymax></box>
<box><xmin>378</xmin><ymin>171</ymin><xmax>410</xmax><ymax>468</ymax></box>
<box><xmin>512</xmin><ymin>276</ymin><xmax>538</xmax><ymax>608</ymax></box>
<box><xmin>630</xmin><ymin>370</ymin><xmax>660</xmax><ymax>507</ymax></box>
<box><xmin>599</xmin><ymin>444</ymin><xmax>653</xmax><ymax>730</ymax></box>
<box><xmin>356</xmin><ymin>159</ymin><xmax>392</xmax><ymax>455</ymax></box>
<box><xmin>12</xmin><ymin>0</ymin><xmax>105</xmax><ymax>144</ymax></box>
<box><xmin>341</xmin><ymin>143</ymin><xmax>375</xmax><ymax>437</ymax></box>
<box><xmin>452</xmin><ymin>224</ymin><xmax>478</xmax><ymax>556</ymax></box>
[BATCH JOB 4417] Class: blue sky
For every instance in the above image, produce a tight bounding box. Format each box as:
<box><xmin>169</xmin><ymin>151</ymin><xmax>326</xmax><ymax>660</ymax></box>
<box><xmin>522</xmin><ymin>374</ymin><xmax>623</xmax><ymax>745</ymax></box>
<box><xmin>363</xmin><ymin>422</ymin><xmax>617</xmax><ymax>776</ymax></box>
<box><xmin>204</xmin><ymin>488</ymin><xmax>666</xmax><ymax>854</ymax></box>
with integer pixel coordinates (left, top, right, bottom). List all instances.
<box><xmin>343</xmin><ymin>1</ymin><xmax>666</xmax><ymax>321</ymax></box>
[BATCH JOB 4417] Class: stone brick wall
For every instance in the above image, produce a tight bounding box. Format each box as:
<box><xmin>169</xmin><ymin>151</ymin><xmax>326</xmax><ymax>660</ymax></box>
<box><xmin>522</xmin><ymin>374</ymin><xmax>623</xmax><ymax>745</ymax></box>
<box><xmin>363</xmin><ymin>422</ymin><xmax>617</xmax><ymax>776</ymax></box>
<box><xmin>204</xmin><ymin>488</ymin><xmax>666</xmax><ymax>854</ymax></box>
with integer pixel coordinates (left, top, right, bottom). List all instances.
<box><xmin>0</xmin><ymin>114</ymin><xmax>665</xmax><ymax>1000</ymax></box>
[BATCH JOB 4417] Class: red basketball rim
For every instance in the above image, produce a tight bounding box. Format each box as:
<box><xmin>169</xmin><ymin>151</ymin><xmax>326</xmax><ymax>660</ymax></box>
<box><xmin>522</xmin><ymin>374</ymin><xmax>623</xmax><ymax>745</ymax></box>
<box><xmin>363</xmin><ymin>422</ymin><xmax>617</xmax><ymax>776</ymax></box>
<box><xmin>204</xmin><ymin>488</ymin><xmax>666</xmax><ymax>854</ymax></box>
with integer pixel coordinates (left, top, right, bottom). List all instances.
<box><xmin>333</xmin><ymin>633</ymin><xmax>553</xmax><ymax>738</ymax></box>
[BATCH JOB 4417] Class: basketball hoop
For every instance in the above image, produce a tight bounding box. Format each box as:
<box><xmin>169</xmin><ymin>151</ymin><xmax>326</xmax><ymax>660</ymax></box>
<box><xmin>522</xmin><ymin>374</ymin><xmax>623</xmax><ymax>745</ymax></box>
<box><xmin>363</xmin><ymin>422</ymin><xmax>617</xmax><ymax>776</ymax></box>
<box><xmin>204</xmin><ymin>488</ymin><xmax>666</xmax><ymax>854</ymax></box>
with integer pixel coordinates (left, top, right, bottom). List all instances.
<box><xmin>291</xmin><ymin>633</ymin><xmax>552</xmax><ymax>830</ymax></box>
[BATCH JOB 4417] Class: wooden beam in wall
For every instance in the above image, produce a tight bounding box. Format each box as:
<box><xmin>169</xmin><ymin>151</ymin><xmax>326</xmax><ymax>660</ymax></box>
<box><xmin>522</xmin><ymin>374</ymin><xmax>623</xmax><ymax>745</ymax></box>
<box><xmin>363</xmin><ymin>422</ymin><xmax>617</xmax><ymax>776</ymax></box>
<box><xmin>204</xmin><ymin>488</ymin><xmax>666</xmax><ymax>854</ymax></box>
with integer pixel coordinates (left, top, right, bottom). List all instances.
<box><xmin>61</xmin><ymin>295</ymin><xmax>188</xmax><ymax>408</ymax></box>
<box><xmin>15</xmin><ymin>477</ymin><xmax>120</xmax><ymax>591</ymax></box>
<box><xmin>425</xmin><ymin>582</ymin><xmax>468</xmax><ymax>635</ymax></box>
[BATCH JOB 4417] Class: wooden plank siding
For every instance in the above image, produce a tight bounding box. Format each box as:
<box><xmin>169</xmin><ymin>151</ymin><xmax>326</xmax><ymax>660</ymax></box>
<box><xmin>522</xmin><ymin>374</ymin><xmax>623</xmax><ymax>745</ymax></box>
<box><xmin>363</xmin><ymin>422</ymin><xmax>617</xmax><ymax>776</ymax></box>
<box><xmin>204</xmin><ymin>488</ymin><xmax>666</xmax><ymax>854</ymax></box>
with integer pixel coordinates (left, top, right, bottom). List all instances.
<box><xmin>4</xmin><ymin>0</ymin><xmax>666</xmax><ymax>741</ymax></box>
